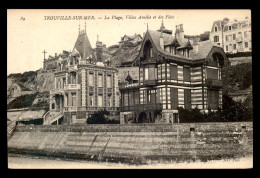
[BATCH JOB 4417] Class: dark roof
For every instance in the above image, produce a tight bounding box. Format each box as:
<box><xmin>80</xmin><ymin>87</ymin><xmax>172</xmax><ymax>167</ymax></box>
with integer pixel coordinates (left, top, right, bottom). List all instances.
<box><xmin>73</xmin><ymin>31</ymin><xmax>94</xmax><ymax>60</ymax></box>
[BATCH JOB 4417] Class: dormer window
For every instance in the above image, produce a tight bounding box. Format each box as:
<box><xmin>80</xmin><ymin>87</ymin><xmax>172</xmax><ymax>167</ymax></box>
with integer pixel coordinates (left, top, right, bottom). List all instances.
<box><xmin>149</xmin><ymin>47</ymin><xmax>153</xmax><ymax>57</ymax></box>
<box><xmin>214</xmin><ymin>26</ymin><xmax>218</xmax><ymax>32</ymax></box>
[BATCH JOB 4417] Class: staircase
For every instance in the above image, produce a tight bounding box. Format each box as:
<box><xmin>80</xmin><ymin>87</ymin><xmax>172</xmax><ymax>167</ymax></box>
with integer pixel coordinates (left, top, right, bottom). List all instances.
<box><xmin>44</xmin><ymin>111</ymin><xmax>64</xmax><ymax>125</ymax></box>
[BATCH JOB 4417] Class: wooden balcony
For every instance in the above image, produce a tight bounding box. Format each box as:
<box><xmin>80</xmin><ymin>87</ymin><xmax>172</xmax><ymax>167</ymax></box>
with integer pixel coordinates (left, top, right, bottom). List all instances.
<box><xmin>121</xmin><ymin>103</ymin><xmax>163</xmax><ymax>112</ymax></box>
<box><xmin>64</xmin><ymin>84</ymin><xmax>81</xmax><ymax>90</ymax></box>
<box><xmin>143</xmin><ymin>80</ymin><xmax>157</xmax><ymax>86</ymax></box>
<box><xmin>205</xmin><ymin>79</ymin><xmax>223</xmax><ymax>88</ymax></box>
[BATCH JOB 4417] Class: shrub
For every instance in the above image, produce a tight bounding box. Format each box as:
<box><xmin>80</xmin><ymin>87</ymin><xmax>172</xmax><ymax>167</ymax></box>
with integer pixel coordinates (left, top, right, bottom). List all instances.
<box><xmin>7</xmin><ymin>92</ymin><xmax>38</xmax><ymax>109</ymax></box>
<box><xmin>86</xmin><ymin>110</ymin><xmax>110</xmax><ymax>124</ymax></box>
<box><xmin>178</xmin><ymin>94</ymin><xmax>252</xmax><ymax>123</ymax></box>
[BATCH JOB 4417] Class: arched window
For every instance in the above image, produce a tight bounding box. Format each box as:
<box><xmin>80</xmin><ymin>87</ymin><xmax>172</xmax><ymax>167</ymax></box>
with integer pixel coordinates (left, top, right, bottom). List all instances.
<box><xmin>52</xmin><ymin>103</ymin><xmax>55</xmax><ymax>109</ymax></box>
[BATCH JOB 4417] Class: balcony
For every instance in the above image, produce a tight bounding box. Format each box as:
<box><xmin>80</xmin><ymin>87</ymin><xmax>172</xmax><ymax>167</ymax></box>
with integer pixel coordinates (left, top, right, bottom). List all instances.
<box><xmin>107</xmin><ymin>88</ymin><xmax>112</xmax><ymax>94</ymax></box>
<box><xmin>64</xmin><ymin>106</ymin><xmax>77</xmax><ymax>112</ymax></box>
<box><xmin>119</xmin><ymin>83</ymin><xmax>139</xmax><ymax>90</ymax></box>
<box><xmin>98</xmin><ymin>87</ymin><xmax>103</xmax><ymax>95</ymax></box>
<box><xmin>50</xmin><ymin>88</ymin><xmax>64</xmax><ymax>95</ymax></box>
<box><xmin>121</xmin><ymin>103</ymin><xmax>163</xmax><ymax>112</ymax></box>
<box><xmin>64</xmin><ymin>84</ymin><xmax>81</xmax><ymax>90</ymax></box>
<box><xmin>143</xmin><ymin>80</ymin><xmax>157</xmax><ymax>86</ymax></box>
<box><xmin>236</xmin><ymin>36</ymin><xmax>243</xmax><ymax>43</ymax></box>
<box><xmin>205</xmin><ymin>79</ymin><xmax>223</xmax><ymax>88</ymax></box>
<box><xmin>89</xmin><ymin>86</ymin><xmax>94</xmax><ymax>94</ymax></box>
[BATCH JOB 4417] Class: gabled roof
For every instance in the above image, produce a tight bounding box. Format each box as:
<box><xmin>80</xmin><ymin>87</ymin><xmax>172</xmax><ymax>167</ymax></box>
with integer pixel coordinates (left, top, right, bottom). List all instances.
<box><xmin>73</xmin><ymin>31</ymin><xmax>93</xmax><ymax>60</ymax></box>
<box><xmin>211</xmin><ymin>20</ymin><xmax>223</xmax><ymax>32</ymax></box>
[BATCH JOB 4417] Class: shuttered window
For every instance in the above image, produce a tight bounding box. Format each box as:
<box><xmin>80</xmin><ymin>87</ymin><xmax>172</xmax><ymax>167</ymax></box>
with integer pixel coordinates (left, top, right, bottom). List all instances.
<box><xmin>183</xmin><ymin>66</ymin><xmax>191</xmax><ymax>82</ymax></box>
<box><xmin>170</xmin><ymin>64</ymin><xmax>178</xmax><ymax>80</ymax></box>
<box><xmin>206</xmin><ymin>68</ymin><xmax>218</xmax><ymax>80</ymax></box>
<box><xmin>208</xmin><ymin>89</ymin><xmax>219</xmax><ymax>110</ymax></box>
<box><xmin>184</xmin><ymin>89</ymin><xmax>191</xmax><ymax>109</ymax></box>
<box><xmin>170</xmin><ymin>88</ymin><xmax>178</xmax><ymax>109</ymax></box>
<box><xmin>89</xmin><ymin>72</ymin><xmax>94</xmax><ymax>86</ymax></box>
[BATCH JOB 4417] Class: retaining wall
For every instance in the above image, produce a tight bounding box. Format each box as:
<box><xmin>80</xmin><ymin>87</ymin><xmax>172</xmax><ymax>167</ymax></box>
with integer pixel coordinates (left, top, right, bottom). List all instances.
<box><xmin>8</xmin><ymin>122</ymin><xmax>253</xmax><ymax>164</ymax></box>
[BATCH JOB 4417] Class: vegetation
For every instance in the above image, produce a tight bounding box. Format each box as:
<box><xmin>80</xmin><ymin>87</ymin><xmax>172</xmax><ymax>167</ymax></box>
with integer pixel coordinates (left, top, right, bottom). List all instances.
<box><xmin>7</xmin><ymin>91</ymin><xmax>49</xmax><ymax>110</ymax></box>
<box><xmin>178</xmin><ymin>94</ymin><xmax>252</xmax><ymax>123</ymax></box>
<box><xmin>222</xmin><ymin>62</ymin><xmax>252</xmax><ymax>92</ymax></box>
<box><xmin>7</xmin><ymin>92</ymin><xmax>38</xmax><ymax>109</ymax></box>
<box><xmin>8</xmin><ymin>71</ymin><xmax>37</xmax><ymax>83</ymax></box>
<box><xmin>86</xmin><ymin>110</ymin><xmax>119</xmax><ymax>124</ymax></box>
<box><xmin>226</xmin><ymin>52</ymin><xmax>252</xmax><ymax>58</ymax></box>
<box><xmin>184</xmin><ymin>31</ymin><xmax>210</xmax><ymax>42</ymax></box>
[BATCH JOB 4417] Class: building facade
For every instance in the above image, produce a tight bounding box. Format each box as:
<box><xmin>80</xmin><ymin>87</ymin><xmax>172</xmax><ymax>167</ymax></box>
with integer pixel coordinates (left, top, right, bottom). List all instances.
<box><xmin>46</xmin><ymin>28</ymin><xmax>119</xmax><ymax>125</ymax></box>
<box><xmin>210</xmin><ymin>17</ymin><xmax>251</xmax><ymax>53</ymax></box>
<box><xmin>119</xmin><ymin>34</ymin><xmax>143</xmax><ymax>47</ymax></box>
<box><xmin>119</xmin><ymin>23</ymin><xmax>230</xmax><ymax>124</ymax></box>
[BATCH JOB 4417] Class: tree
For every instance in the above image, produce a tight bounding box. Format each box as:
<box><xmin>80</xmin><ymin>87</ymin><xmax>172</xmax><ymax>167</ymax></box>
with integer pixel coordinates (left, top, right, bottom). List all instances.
<box><xmin>86</xmin><ymin>110</ymin><xmax>110</xmax><ymax>124</ymax></box>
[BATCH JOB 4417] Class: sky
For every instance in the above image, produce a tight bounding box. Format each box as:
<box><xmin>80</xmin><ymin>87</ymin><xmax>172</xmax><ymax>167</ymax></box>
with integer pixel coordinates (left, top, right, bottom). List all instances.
<box><xmin>7</xmin><ymin>9</ymin><xmax>251</xmax><ymax>75</ymax></box>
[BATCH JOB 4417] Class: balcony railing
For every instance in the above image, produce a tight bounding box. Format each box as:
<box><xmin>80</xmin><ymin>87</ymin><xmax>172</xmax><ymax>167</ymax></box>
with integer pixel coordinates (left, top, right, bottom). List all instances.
<box><xmin>64</xmin><ymin>106</ymin><xmax>77</xmax><ymax>112</ymax></box>
<box><xmin>119</xmin><ymin>83</ymin><xmax>139</xmax><ymax>90</ymax></box>
<box><xmin>98</xmin><ymin>87</ymin><xmax>103</xmax><ymax>95</ymax></box>
<box><xmin>205</xmin><ymin>79</ymin><xmax>223</xmax><ymax>88</ymax></box>
<box><xmin>121</xmin><ymin>103</ymin><xmax>163</xmax><ymax>112</ymax></box>
<box><xmin>236</xmin><ymin>36</ymin><xmax>243</xmax><ymax>42</ymax></box>
<box><xmin>107</xmin><ymin>88</ymin><xmax>112</xmax><ymax>94</ymax></box>
<box><xmin>64</xmin><ymin>84</ymin><xmax>81</xmax><ymax>90</ymax></box>
<box><xmin>89</xmin><ymin>86</ymin><xmax>94</xmax><ymax>94</ymax></box>
<box><xmin>50</xmin><ymin>88</ymin><xmax>64</xmax><ymax>95</ymax></box>
<box><xmin>143</xmin><ymin>80</ymin><xmax>157</xmax><ymax>86</ymax></box>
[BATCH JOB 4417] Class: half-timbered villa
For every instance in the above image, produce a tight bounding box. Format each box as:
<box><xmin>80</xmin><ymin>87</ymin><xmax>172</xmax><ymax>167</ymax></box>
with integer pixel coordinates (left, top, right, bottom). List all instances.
<box><xmin>119</xmin><ymin>23</ymin><xmax>230</xmax><ymax>124</ymax></box>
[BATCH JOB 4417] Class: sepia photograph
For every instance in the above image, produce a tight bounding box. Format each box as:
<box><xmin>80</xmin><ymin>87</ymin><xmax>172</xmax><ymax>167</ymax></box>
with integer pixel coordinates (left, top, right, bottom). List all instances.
<box><xmin>7</xmin><ymin>9</ymin><xmax>252</xmax><ymax>169</ymax></box>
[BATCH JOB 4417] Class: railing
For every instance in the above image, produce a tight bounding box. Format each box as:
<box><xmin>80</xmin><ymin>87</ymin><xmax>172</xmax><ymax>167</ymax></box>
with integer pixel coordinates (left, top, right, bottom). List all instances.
<box><xmin>89</xmin><ymin>86</ymin><xmax>94</xmax><ymax>94</ymax></box>
<box><xmin>143</xmin><ymin>80</ymin><xmax>157</xmax><ymax>86</ymax></box>
<box><xmin>98</xmin><ymin>87</ymin><xmax>103</xmax><ymax>95</ymax></box>
<box><xmin>121</xmin><ymin>103</ymin><xmax>163</xmax><ymax>112</ymax></box>
<box><xmin>50</xmin><ymin>88</ymin><xmax>64</xmax><ymax>95</ymax></box>
<box><xmin>64</xmin><ymin>84</ymin><xmax>81</xmax><ymax>90</ymax></box>
<box><xmin>236</xmin><ymin>36</ymin><xmax>243</xmax><ymax>42</ymax></box>
<box><xmin>64</xmin><ymin>106</ymin><xmax>77</xmax><ymax>112</ymax></box>
<box><xmin>107</xmin><ymin>88</ymin><xmax>112</xmax><ymax>94</ymax></box>
<box><xmin>205</xmin><ymin>79</ymin><xmax>223</xmax><ymax>88</ymax></box>
<box><xmin>119</xmin><ymin>83</ymin><xmax>139</xmax><ymax>89</ymax></box>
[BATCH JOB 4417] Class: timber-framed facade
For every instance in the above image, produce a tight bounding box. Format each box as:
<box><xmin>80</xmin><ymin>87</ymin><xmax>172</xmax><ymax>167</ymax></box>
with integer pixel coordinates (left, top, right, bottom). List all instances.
<box><xmin>119</xmin><ymin>22</ymin><xmax>230</xmax><ymax>124</ymax></box>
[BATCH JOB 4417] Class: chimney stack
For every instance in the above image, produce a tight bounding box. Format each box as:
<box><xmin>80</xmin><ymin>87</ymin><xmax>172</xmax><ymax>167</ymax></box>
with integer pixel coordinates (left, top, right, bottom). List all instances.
<box><xmin>160</xmin><ymin>30</ymin><xmax>164</xmax><ymax>50</ymax></box>
<box><xmin>193</xmin><ymin>39</ymin><xmax>199</xmax><ymax>54</ymax></box>
<box><xmin>175</xmin><ymin>24</ymin><xmax>184</xmax><ymax>44</ymax></box>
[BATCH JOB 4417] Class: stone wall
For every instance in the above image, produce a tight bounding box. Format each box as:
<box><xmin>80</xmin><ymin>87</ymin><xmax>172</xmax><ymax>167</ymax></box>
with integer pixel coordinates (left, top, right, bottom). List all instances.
<box><xmin>8</xmin><ymin>122</ymin><xmax>253</xmax><ymax>164</ymax></box>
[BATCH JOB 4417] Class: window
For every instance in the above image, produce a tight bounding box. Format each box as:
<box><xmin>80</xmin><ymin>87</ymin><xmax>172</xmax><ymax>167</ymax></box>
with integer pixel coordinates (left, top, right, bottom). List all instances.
<box><xmin>89</xmin><ymin>95</ymin><xmax>93</xmax><ymax>106</ymax></box>
<box><xmin>228</xmin><ymin>35</ymin><xmax>232</xmax><ymax>41</ymax></box>
<box><xmin>245</xmin><ymin>42</ymin><xmax>248</xmax><ymax>48</ymax></box>
<box><xmin>107</xmin><ymin>75</ymin><xmax>112</xmax><ymax>88</ymax></box>
<box><xmin>226</xmin><ymin>45</ymin><xmax>228</xmax><ymax>51</ymax></box>
<box><xmin>229</xmin><ymin>26</ymin><xmax>232</xmax><ymax>30</ymax></box>
<box><xmin>145</xmin><ymin>67</ymin><xmax>149</xmax><ymax>80</ymax></box>
<box><xmin>233</xmin><ymin>44</ymin><xmax>236</xmax><ymax>50</ymax></box>
<box><xmin>98</xmin><ymin>95</ymin><xmax>103</xmax><ymax>107</ymax></box>
<box><xmin>244</xmin><ymin>31</ymin><xmax>248</xmax><ymax>38</ymax></box>
<box><xmin>214</xmin><ymin>26</ymin><xmax>218</xmax><ymax>32</ymax></box>
<box><xmin>149</xmin><ymin>47</ymin><xmax>153</xmax><ymax>57</ymax></box>
<box><xmin>206</xmin><ymin>68</ymin><xmax>219</xmax><ymax>80</ymax></box>
<box><xmin>107</xmin><ymin>95</ymin><xmax>112</xmax><ymax>107</ymax></box>
<box><xmin>72</xmin><ymin>93</ymin><xmax>76</xmax><ymax>107</ymax></box>
<box><xmin>144</xmin><ymin>65</ymin><xmax>157</xmax><ymax>81</ymax></box>
<box><xmin>124</xmin><ymin>92</ymin><xmax>128</xmax><ymax>106</ymax></box>
<box><xmin>89</xmin><ymin>72</ymin><xmax>94</xmax><ymax>86</ymax></box>
<box><xmin>177</xmin><ymin>65</ymin><xmax>184</xmax><ymax>81</ymax></box>
<box><xmin>98</xmin><ymin>74</ymin><xmax>103</xmax><ymax>87</ymax></box>
<box><xmin>225</xmin><ymin>35</ymin><xmax>228</xmax><ymax>42</ymax></box>
<box><xmin>214</xmin><ymin>36</ymin><xmax>219</xmax><ymax>42</ymax></box>
<box><xmin>233</xmin><ymin>34</ymin><xmax>236</xmax><ymax>40</ymax></box>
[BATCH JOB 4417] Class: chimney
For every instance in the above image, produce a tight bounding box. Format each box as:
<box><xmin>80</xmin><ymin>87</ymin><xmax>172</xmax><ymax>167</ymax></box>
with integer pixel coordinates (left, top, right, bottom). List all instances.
<box><xmin>193</xmin><ymin>39</ymin><xmax>199</xmax><ymax>54</ymax></box>
<box><xmin>175</xmin><ymin>24</ymin><xmax>184</xmax><ymax>44</ymax></box>
<box><xmin>160</xmin><ymin>30</ymin><xmax>164</xmax><ymax>50</ymax></box>
<box><xmin>55</xmin><ymin>53</ymin><xmax>57</xmax><ymax>57</ymax></box>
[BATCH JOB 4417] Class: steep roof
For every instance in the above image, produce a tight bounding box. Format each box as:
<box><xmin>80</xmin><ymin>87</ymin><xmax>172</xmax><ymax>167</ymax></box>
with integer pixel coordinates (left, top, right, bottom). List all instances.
<box><xmin>211</xmin><ymin>20</ymin><xmax>223</xmax><ymax>32</ymax></box>
<box><xmin>73</xmin><ymin>31</ymin><xmax>93</xmax><ymax>60</ymax></box>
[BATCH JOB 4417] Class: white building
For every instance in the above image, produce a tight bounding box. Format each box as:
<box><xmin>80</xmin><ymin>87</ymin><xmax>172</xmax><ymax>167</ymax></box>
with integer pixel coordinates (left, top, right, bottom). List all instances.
<box><xmin>210</xmin><ymin>17</ymin><xmax>251</xmax><ymax>53</ymax></box>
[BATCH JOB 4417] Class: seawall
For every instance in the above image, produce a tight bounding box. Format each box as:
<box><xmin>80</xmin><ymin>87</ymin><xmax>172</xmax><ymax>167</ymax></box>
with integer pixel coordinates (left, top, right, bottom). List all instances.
<box><xmin>8</xmin><ymin>122</ymin><xmax>253</xmax><ymax>164</ymax></box>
